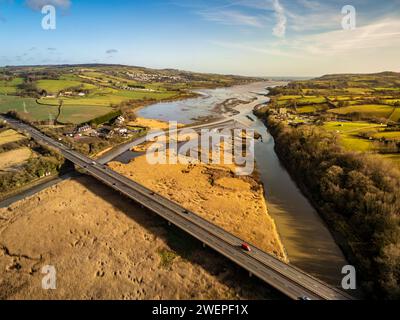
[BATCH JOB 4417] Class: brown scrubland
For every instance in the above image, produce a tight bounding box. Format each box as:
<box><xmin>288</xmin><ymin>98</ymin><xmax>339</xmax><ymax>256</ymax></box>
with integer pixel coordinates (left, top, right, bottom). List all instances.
<box><xmin>0</xmin><ymin>176</ymin><xmax>283</xmax><ymax>300</ymax></box>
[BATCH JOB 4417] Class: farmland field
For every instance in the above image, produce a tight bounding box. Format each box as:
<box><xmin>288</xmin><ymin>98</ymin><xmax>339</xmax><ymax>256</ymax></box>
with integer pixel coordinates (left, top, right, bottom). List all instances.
<box><xmin>322</xmin><ymin>121</ymin><xmax>385</xmax><ymax>133</ymax></box>
<box><xmin>329</xmin><ymin>104</ymin><xmax>394</xmax><ymax>119</ymax></box>
<box><xmin>277</xmin><ymin>95</ymin><xmax>303</xmax><ymax>101</ymax></box>
<box><xmin>37</xmin><ymin>79</ymin><xmax>97</xmax><ymax>93</ymax></box>
<box><xmin>322</xmin><ymin>121</ymin><xmax>382</xmax><ymax>152</ymax></box>
<box><xmin>297</xmin><ymin>104</ymin><xmax>329</xmax><ymax>114</ymax></box>
<box><xmin>389</xmin><ymin>108</ymin><xmax>400</xmax><ymax>122</ymax></box>
<box><xmin>0</xmin><ymin>78</ymin><xmax>23</xmax><ymax>94</ymax></box>
<box><xmin>0</xmin><ymin>129</ymin><xmax>26</xmax><ymax>146</ymax></box>
<box><xmin>0</xmin><ymin>147</ymin><xmax>33</xmax><ymax>170</ymax></box>
<box><xmin>39</xmin><ymin>90</ymin><xmax>178</xmax><ymax>107</ymax></box>
<box><xmin>340</xmin><ymin>136</ymin><xmax>375</xmax><ymax>152</ymax></box>
<box><xmin>372</xmin><ymin>131</ymin><xmax>400</xmax><ymax>140</ymax></box>
<box><xmin>57</xmin><ymin>105</ymin><xmax>114</xmax><ymax>124</ymax></box>
<box><xmin>0</xmin><ymin>95</ymin><xmax>114</xmax><ymax>124</ymax></box>
<box><xmin>0</xmin><ymin>95</ymin><xmax>59</xmax><ymax>121</ymax></box>
<box><xmin>277</xmin><ymin>95</ymin><xmax>326</xmax><ymax>107</ymax></box>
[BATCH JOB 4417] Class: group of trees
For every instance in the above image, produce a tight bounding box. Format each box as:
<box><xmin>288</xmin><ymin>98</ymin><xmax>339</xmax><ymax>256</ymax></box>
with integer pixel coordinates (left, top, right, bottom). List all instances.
<box><xmin>0</xmin><ymin>156</ymin><xmax>62</xmax><ymax>194</ymax></box>
<box><xmin>265</xmin><ymin>115</ymin><xmax>400</xmax><ymax>299</ymax></box>
<box><xmin>0</xmin><ymin>136</ymin><xmax>65</xmax><ymax>196</ymax></box>
<box><xmin>17</xmin><ymin>80</ymin><xmax>40</xmax><ymax>98</ymax></box>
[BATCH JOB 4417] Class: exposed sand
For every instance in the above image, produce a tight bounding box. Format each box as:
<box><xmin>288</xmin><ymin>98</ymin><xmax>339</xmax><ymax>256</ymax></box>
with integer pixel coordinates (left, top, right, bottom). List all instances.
<box><xmin>108</xmin><ymin>154</ymin><xmax>287</xmax><ymax>261</ymax></box>
<box><xmin>128</xmin><ymin>118</ymin><xmax>183</xmax><ymax>131</ymax></box>
<box><xmin>0</xmin><ymin>176</ymin><xmax>283</xmax><ymax>300</ymax></box>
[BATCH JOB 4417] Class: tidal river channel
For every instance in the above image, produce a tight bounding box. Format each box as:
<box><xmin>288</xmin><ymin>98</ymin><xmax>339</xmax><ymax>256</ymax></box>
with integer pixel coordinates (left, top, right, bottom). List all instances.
<box><xmin>136</xmin><ymin>81</ymin><xmax>348</xmax><ymax>286</ymax></box>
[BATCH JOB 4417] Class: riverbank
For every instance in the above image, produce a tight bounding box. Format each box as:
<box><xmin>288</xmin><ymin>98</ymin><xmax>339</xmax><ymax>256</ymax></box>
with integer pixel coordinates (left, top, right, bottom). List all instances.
<box><xmin>257</xmin><ymin>113</ymin><xmax>400</xmax><ymax>298</ymax></box>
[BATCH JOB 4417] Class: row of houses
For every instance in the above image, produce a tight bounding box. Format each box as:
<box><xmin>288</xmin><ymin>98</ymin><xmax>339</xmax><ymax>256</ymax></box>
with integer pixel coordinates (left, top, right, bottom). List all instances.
<box><xmin>44</xmin><ymin>91</ymin><xmax>87</xmax><ymax>99</ymax></box>
<box><xmin>64</xmin><ymin>116</ymin><xmax>141</xmax><ymax>140</ymax></box>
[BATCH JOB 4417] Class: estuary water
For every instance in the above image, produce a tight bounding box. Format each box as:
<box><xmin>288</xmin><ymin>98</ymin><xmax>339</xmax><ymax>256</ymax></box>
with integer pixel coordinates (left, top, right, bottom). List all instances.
<box><xmin>137</xmin><ymin>81</ymin><xmax>348</xmax><ymax>286</ymax></box>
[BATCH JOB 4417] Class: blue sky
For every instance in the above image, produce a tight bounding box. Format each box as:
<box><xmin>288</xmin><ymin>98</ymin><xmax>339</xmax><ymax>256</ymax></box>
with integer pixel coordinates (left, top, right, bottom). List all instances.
<box><xmin>0</xmin><ymin>0</ymin><xmax>399</xmax><ymax>76</ymax></box>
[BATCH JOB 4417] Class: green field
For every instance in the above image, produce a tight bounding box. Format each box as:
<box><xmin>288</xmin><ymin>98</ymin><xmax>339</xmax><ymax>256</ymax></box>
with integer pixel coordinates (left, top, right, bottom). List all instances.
<box><xmin>329</xmin><ymin>104</ymin><xmax>394</xmax><ymax>119</ymax></box>
<box><xmin>389</xmin><ymin>108</ymin><xmax>400</xmax><ymax>122</ymax></box>
<box><xmin>372</xmin><ymin>131</ymin><xmax>400</xmax><ymax>140</ymax></box>
<box><xmin>57</xmin><ymin>105</ymin><xmax>114</xmax><ymax>124</ymax></box>
<box><xmin>323</xmin><ymin>121</ymin><xmax>383</xmax><ymax>152</ymax></box>
<box><xmin>276</xmin><ymin>95</ymin><xmax>326</xmax><ymax>107</ymax></box>
<box><xmin>0</xmin><ymin>78</ymin><xmax>23</xmax><ymax>94</ymax></box>
<box><xmin>344</xmin><ymin>88</ymin><xmax>372</xmax><ymax>94</ymax></box>
<box><xmin>323</xmin><ymin>121</ymin><xmax>385</xmax><ymax>133</ymax></box>
<box><xmin>0</xmin><ymin>95</ymin><xmax>113</xmax><ymax>124</ymax></box>
<box><xmin>297</xmin><ymin>104</ymin><xmax>329</xmax><ymax>114</ymax></box>
<box><xmin>37</xmin><ymin>79</ymin><xmax>97</xmax><ymax>93</ymax></box>
<box><xmin>277</xmin><ymin>95</ymin><xmax>303</xmax><ymax>101</ymax></box>
<box><xmin>39</xmin><ymin>89</ymin><xmax>178</xmax><ymax>107</ymax></box>
<box><xmin>340</xmin><ymin>136</ymin><xmax>375</xmax><ymax>152</ymax></box>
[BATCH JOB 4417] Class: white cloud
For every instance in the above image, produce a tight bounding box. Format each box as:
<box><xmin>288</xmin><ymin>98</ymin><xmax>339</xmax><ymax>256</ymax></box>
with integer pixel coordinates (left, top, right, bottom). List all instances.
<box><xmin>198</xmin><ymin>9</ymin><xmax>264</xmax><ymax>27</ymax></box>
<box><xmin>290</xmin><ymin>18</ymin><xmax>400</xmax><ymax>55</ymax></box>
<box><xmin>25</xmin><ymin>0</ymin><xmax>71</xmax><ymax>11</ymax></box>
<box><xmin>272</xmin><ymin>0</ymin><xmax>287</xmax><ymax>37</ymax></box>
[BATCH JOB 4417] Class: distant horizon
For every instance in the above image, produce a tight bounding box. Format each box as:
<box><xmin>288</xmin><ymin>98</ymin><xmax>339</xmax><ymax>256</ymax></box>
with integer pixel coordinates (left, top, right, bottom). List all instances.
<box><xmin>1</xmin><ymin>63</ymin><xmax>399</xmax><ymax>81</ymax></box>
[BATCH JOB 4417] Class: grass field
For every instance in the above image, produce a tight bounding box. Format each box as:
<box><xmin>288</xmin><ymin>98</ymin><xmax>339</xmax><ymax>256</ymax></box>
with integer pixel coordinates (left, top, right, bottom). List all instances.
<box><xmin>0</xmin><ymin>95</ymin><xmax>59</xmax><ymax>121</ymax></box>
<box><xmin>0</xmin><ymin>129</ymin><xmax>26</xmax><ymax>146</ymax></box>
<box><xmin>0</xmin><ymin>95</ymin><xmax>114</xmax><ymax>124</ymax></box>
<box><xmin>389</xmin><ymin>108</ymin><xmax>400</xmax><ymax>122</ymax></box>
<box><xmin>329</xmin><ymin>104</ymin><xmax>394</xmax><ymax>119</ymax></box>
<box><xmin>323</xmin><ymin>121</ymin><xmax>385</xmax><ymax>133</ymax></box>
<box><xmin>297</xmin><ymin>96</ymin><xmax>326</xmax><ymax>104</ymax></box>
<box><xmin>0</xmin><ymin>147</ymin><xmax>33</xmax><ymax>170</ymax></box>
<box><xmin>323</xmin><ymin>121</ymin><xmax>383</xmax><ymax>152</ymax></box>
<box><xmin>372</xmin><ymin>131</ymin><xmax>400</xmax><ymax>140</ymax></box>
<box><xmin>344</xmin><ymin>88</ymin><xmax>372</xmax><ymax>94</ymax></box>
<box><xmin>297</xmin><ymin>106</ymin><xmax>318</xmax><ymax>113</ymax></box>
<box><xmin>36</xmin><ymin>79</ymin><xmax>97</xmax><ymax>93</ymax></box>
<box><xmin>276</xmin><ymin>95</ymin><xmax>326</xmax><ymax>107</ymax></box>
<box><xmin>57</xmin><ymin>105</ymin><xmax>114</xmax><ymax>124</ymax></box>
<box><xmin>340</xmin><ymin>136</ymin><xmax>375</xmax><ymax>152</ymax></box>
<box><xmin>277</xmin><ymin>95</ymin><xmax>303</xmax><ymax>101</ymax></box>
<box><xmin>0</xmin><ymin>78</ymin><xmax>23</xmax><ymax>94</ymax></box>
<box><xmin>39</xmin><ymin>90</ymin><xmax>178</xmax><ymax>107</ymax></box>
<box><xmin>296</xmin><ymin>103</ymin><xmax>329</xmax><ymax>114</ymax></box>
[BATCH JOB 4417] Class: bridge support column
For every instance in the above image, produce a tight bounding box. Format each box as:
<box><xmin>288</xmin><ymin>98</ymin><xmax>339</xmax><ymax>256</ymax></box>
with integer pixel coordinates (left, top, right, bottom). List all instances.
<box><xmin>203</xmin><ymin>243</ymin><xmax>206</xmax><ymax>248</ymax></box>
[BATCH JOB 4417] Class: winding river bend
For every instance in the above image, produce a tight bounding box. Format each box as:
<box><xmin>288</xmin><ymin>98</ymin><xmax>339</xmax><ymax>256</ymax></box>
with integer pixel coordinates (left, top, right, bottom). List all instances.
<box><xmin>137</xmin><ymin>81</ymin><xmax>348</xmax><ymax>286</ymax></box>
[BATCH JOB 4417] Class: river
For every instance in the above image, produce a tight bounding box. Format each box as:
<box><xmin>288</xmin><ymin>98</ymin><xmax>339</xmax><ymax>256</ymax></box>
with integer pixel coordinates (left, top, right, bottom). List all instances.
<box><xmin>137</xmin><ymin>81</ymin><xmax>348</xmax><ymax>286</ymax></box>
